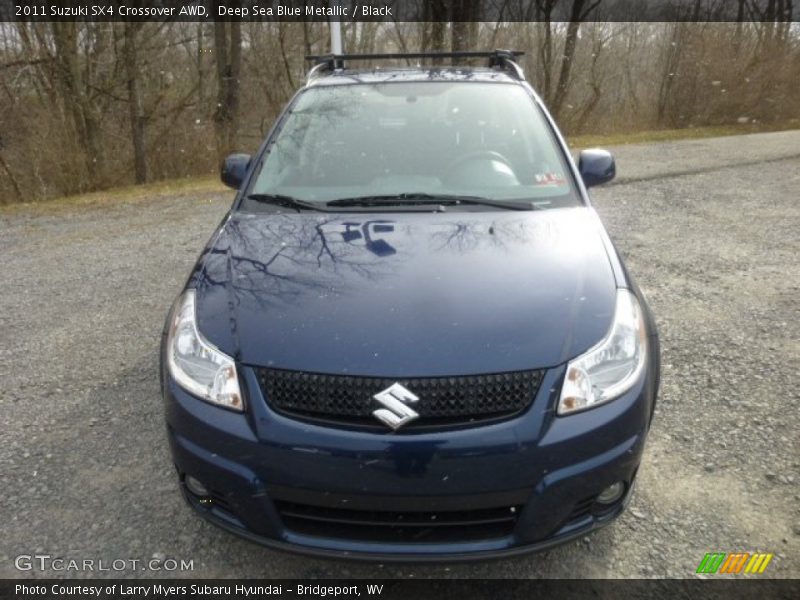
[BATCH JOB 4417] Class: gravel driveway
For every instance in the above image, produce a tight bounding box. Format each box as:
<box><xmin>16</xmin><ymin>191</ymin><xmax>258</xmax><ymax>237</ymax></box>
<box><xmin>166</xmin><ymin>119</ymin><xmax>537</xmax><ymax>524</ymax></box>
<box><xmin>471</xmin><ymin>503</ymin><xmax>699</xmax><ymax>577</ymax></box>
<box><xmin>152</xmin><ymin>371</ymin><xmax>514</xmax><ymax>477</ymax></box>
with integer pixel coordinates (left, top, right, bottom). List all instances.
<box><xmin>1</xmin><ymin>131</ymin><xmax>798</xmax><ymax>579</ymax></box>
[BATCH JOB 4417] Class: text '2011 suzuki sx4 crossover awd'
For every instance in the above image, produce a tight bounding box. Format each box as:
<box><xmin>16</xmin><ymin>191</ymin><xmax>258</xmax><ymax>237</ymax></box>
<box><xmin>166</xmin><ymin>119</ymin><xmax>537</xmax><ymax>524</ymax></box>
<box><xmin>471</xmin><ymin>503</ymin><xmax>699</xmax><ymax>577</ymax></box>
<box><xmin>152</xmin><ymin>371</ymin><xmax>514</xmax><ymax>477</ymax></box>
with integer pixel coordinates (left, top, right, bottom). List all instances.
<box><xmin>160</xmin><ymin>51</ymin><xmax>660</xmax><ymax>561</ymax></box>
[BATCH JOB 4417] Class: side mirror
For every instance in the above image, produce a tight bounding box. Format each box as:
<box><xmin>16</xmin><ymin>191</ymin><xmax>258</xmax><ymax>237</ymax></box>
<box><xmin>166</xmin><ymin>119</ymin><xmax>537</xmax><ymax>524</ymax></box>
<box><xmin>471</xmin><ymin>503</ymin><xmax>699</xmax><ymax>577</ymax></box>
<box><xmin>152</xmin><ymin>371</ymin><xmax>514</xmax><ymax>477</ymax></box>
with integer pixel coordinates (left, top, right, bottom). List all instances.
<box><xmin>221</xmin><ymin>153</ymin><xmax>252</xmax><ymax>189</ymax></box>
<box><xmin>578</xmin><ymin>149</ymin><xmax>615</xmax><ymax>187</ymax></box>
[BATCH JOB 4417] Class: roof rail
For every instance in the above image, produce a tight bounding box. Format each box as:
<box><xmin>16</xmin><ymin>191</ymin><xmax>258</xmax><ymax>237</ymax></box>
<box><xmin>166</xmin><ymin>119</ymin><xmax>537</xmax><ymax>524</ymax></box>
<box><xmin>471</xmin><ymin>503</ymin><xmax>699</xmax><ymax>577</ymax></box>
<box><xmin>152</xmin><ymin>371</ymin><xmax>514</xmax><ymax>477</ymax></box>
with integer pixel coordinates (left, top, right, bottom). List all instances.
<box><xmin>304</xmin><ymin>50</ymin><xmax>525</xmax><ymax>84</ymax></box>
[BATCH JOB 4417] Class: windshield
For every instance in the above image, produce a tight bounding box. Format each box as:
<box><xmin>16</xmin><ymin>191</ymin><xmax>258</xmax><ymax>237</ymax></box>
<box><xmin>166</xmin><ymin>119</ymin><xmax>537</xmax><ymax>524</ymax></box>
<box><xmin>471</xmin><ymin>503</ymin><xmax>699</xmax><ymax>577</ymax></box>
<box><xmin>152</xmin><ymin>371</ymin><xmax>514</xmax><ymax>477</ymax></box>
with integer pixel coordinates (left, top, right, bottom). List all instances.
<box><xmin>244</xmin><ymin>81</ymin><xmax>580</xmax><ymax>210</ymax></box>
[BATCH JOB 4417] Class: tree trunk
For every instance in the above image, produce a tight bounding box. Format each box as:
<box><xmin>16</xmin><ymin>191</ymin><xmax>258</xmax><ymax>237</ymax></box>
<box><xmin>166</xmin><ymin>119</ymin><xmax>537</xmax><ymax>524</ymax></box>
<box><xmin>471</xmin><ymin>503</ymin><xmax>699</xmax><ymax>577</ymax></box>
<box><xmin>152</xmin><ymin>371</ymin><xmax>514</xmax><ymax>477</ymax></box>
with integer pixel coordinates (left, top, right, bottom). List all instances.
<box><xmin>657</xmin><ymin>23</ymin><xmax>684</xmax><ymax>126</ymax></box>
<box><xmin>549</xmin><ymin>20</ymin><xmax>580</xmax><ymax>119</ymax></box>
<box><xmin>422</xmin><ymin>2</ymin><xmax>447</xmax><ymax>64</ymax></box>
<box><xmin>0</xmin><ymin>152</ymin><xmax>23</xmax><ymax>203</ymax></box>
<box><xmin>123</xmin><ymin>23</ymin><xmax>149</xmax><ymax>184</ymax></box>
<box><xmin>278</xmin><ymin>23</ymin><xmax>296</xmax><ymax>90</ymax></box>
<box><xmin>213</xmin><ymin>19</ymin><xmax>242</xmax><ymax>163</ymax></box>
<box><xmin>197</xmin><ymin>23</ymin><xmax>205</xmax><ymax>109</ymax></box>
<box><xmin>51</xmin><ymin>22</ymin><xmax>103</xmax><ymax>189</ymax></box>
<box><xmin>451</xmin><ymin>0</ymin><xmax>480</xmax><ymax>60</ymax></box>
<box><xmin>550</xmin><ymin>0</ymin><xmax>599</xmax><ymax>119</ymax></box>
<box><xmin>573</xmin><ymin>28</ymin><xmax>605</xmax><ymax>133</ymax></box>
<box><xmin>302</xmin><ymin>21</ymin><xmax>313</xmax><ymax>57</ymax></box>
<box><xmin>533</xmin><ymin>1</ymin><xmax>556</xmax><ymax>102</ymax></box>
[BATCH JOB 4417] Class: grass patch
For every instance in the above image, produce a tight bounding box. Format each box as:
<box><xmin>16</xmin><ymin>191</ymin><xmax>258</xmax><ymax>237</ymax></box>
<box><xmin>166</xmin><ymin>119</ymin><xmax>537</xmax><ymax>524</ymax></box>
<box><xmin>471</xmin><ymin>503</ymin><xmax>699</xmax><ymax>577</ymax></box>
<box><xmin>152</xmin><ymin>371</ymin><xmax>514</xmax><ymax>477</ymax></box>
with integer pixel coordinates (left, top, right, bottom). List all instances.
<box><xmin>567</xmin><ymin>121</ymin><xmax>800</xmax><ymax>149</ymax></box>
<box><xmin>0</xmin><ymin>174</ymin><xmax>227</xmax><ymax>216</ymax></box>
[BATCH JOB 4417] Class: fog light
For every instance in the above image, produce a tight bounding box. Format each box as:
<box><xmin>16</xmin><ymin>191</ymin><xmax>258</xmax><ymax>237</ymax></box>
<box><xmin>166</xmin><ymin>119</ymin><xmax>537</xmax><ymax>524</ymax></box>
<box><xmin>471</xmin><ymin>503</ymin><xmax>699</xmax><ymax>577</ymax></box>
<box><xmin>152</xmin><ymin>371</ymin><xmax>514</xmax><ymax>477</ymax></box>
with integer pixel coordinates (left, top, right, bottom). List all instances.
<box><xmin>184</xmin><ymin>475</ymin><xmax>209</xmax><ymax>497</ymax></box>
<box><xmin>596</xmin><ymin>481</ymin><xmax>625</xmax><ymax>505</ymax></box>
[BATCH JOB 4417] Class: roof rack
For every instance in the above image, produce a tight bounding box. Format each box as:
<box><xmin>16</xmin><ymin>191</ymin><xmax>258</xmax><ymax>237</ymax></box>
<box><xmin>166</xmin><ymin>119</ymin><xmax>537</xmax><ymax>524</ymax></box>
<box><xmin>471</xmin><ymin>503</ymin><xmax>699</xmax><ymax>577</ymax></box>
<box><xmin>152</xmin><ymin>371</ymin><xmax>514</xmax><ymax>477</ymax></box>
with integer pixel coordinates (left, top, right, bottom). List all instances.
<box><xmin>304</xmin><ymin>50</ymin><xmax>525</xmax><ymax>84</ymax></box>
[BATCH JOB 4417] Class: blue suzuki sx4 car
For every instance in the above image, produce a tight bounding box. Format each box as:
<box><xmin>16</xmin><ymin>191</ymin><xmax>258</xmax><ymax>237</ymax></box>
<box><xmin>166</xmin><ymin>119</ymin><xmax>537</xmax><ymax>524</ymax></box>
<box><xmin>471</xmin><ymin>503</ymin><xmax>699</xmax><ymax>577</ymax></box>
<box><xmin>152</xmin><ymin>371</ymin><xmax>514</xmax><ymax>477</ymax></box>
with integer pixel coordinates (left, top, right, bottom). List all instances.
<box><xmin>160</xmin><ymin>51</ymin><xmax>660</xmax><ymax>561</ymax></box>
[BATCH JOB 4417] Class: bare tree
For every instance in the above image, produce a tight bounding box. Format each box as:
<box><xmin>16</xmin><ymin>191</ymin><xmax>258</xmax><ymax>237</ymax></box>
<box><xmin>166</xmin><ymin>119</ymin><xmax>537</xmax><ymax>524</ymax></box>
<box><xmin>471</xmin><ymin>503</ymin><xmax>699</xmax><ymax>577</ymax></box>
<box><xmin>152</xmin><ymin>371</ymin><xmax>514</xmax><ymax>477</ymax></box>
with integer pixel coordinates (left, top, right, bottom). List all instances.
<box><xmin>422</xmin><ymin>2</ymin><xmax>448</xmax><ymax>57</ymax></box>
<box><xmin>123</xmin><ymin>23</ymin><xmax>149</xmax><ymax>183</ymax></box>
<box><xmin>51</xmin><ymin>22</ymin><xmax>104</xmax><ymax>188</ymax></box>
<box><xmin>213</xmin><ymin>19</ymin><xmax>242</xmax><ymax>161</ymax></box>
<box><xmin>549</xmin><ymin>0</ymin><xmax>602</xmax><ymax>119</ymax></box>
<box><xmin>451</xmin><ymin>0</ymin><xmax>481</xmax><ymax>58</ymax></box>
<box><xmin>0</xmin><ymin>151</ymin><xmax>22</xmax><ymax>203</ymax></box>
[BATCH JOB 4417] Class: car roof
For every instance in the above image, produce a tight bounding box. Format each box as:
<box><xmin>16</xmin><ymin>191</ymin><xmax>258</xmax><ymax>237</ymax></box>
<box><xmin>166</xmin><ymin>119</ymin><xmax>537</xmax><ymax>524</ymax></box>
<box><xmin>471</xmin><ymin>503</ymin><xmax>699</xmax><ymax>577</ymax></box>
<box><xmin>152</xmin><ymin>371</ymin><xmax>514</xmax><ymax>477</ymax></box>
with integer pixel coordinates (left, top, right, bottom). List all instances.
<box><xmin>305</xmin><ymin>67</ymin><xmax>522</xmax><ymax>88</ymax></box>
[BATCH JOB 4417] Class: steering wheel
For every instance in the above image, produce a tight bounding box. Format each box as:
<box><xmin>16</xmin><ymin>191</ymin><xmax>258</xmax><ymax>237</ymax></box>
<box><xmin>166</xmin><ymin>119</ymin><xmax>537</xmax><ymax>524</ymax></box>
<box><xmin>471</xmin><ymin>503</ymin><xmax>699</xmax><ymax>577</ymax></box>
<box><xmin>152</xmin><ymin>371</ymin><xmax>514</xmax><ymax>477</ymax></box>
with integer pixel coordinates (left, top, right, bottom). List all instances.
<box><xmin>443</xmin><ymin>150</ymin><xmax>516</xmax><ymax>182</ymax></box>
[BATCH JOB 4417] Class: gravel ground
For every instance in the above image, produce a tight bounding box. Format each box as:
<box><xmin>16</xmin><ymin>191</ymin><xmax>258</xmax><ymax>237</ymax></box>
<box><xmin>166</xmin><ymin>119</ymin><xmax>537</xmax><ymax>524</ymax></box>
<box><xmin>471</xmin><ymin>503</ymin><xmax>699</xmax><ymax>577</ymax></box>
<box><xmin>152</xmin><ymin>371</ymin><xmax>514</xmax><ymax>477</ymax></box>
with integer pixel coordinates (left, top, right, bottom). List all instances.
<box><xmin>1</xmin><ymin>131</ymin><xmax>798</xmax><ymax>579</ymax></box>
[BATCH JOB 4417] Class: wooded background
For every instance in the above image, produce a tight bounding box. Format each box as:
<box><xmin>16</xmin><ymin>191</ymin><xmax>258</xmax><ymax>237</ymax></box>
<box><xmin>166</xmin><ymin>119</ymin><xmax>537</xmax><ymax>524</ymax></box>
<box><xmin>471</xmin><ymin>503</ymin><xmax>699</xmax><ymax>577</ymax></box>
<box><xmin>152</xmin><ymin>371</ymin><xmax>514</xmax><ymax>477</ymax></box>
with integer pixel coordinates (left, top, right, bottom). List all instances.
<box><xmin>1</xmin><ymin>7</ymin><xmax>798</xmax><ymax>203</ymax></box>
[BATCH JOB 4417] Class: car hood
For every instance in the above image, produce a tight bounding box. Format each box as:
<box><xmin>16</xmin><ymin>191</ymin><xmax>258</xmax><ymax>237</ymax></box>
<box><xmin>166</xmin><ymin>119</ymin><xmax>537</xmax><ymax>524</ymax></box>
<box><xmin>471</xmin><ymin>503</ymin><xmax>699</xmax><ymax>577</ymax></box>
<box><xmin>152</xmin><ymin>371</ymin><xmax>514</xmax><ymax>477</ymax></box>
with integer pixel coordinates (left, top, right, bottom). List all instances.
<box><xmin>193</xmin><ymin>207</ymin><xmax>617</xmax><ymax>377</ymax></box>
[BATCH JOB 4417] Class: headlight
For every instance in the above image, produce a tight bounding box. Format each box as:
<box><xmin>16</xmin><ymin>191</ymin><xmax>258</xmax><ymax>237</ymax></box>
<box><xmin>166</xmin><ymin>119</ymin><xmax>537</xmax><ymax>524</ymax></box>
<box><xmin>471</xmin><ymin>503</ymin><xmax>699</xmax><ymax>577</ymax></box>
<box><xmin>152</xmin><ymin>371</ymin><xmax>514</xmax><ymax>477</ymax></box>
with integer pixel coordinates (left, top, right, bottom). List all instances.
<box><xmin>558</xmin><ymin>289</ymin><xmax>647</xmax><ymax>415</ymax></box>
<box><xmin>166</xmin><ymin>290</ymin><xmax>243</xmax><ymax>411</ymax></box>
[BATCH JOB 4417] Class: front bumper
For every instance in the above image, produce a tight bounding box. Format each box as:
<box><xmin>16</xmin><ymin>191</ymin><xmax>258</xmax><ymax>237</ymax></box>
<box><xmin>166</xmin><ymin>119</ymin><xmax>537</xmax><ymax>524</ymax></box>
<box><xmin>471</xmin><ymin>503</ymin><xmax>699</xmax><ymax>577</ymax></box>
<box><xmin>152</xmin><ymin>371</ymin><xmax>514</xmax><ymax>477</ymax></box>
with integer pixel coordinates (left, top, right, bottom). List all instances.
<box><xmin>163</xmin><ymin>363</ymin><xmax>655</xmax><ymax>561</ymax></box>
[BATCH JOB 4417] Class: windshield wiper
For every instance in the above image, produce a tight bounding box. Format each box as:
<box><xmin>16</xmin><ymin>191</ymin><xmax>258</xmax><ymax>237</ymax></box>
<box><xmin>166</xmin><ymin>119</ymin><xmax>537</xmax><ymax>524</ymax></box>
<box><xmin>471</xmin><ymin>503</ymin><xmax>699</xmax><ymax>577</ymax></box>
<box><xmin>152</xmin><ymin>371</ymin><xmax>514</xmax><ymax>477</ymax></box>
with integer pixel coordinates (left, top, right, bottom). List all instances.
<box><xmin>326</xmin><ymin>193</ymin><xmax>537</xmax><ymax>211</ymax></box>
<box><xmin>246</xmin><ymin>192</ymin><xmax>539</xmax><ymax>213</ymax></box>
<box><xmin>245</xmin><ymin>193</ymin><xmax>329</xmax><ymax>212</ymax></box>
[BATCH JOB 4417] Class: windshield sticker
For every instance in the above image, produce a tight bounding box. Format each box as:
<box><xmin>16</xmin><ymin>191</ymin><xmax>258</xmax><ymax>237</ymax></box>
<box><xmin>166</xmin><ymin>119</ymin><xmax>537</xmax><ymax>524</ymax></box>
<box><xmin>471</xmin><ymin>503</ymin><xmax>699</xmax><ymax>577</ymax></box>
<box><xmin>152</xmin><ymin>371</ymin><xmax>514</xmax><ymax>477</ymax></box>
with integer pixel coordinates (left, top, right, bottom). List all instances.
<box><xmin>534</xmin><ymin>172</ymin><xmax>567</xmax><ymax>185</ymax></box>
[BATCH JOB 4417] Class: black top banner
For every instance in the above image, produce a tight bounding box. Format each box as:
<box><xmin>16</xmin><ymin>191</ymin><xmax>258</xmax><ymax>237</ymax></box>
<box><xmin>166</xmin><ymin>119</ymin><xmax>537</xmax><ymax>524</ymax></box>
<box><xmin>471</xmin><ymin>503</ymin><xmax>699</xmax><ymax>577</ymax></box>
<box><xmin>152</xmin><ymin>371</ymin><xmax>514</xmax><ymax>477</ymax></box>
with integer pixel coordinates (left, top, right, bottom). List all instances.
<box><xmin>2</xmin><ymin>0</ymin><xmax>799</xmax><ymax>22</ymax></box>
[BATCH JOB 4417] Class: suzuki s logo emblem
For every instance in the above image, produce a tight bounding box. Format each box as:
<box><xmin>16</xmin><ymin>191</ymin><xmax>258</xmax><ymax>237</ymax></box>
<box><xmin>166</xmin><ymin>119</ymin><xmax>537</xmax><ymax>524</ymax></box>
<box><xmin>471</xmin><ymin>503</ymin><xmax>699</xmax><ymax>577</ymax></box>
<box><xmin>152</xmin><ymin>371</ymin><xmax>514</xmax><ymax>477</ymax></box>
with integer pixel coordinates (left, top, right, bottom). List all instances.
<box><xmin>372</xmin><ymin>383</ymin><xmax>420</xmax><ymax>430</ymax></box>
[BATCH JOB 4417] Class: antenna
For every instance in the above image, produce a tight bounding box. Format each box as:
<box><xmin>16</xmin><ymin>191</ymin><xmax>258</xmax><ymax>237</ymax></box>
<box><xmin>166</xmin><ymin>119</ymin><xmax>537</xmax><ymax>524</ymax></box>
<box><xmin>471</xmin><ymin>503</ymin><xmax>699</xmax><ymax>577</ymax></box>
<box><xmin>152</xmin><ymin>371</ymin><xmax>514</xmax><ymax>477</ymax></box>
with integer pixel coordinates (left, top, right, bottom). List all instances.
<box><xmin>329</xmin><ymin>0</ymin><xmax>343</xmax><ymax>62</ymax></box>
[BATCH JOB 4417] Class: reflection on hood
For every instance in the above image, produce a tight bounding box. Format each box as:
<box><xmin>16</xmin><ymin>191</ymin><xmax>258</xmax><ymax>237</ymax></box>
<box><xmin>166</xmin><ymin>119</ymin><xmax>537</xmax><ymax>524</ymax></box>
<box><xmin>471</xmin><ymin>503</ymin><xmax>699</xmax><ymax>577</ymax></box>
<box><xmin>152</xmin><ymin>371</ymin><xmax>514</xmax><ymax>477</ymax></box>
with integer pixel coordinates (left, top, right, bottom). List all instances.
<box><xmin>193</xmin><ymin>208</ymin><xmax>617</xmax><ymax>377</ymax></box>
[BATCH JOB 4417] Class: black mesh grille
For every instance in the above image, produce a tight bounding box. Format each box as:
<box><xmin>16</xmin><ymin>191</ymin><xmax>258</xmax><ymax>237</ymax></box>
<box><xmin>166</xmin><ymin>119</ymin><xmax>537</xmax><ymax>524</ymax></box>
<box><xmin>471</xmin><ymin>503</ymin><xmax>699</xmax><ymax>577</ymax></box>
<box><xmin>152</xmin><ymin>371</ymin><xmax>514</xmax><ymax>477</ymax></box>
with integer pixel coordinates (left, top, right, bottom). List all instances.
<box><xmin>256</xmin><ymin>368</ymin><xmax>543</xmax><ymax>430</ymax></box>
<box><xmin>275</xmin><ymin>500</ymin><xmax>521</xmax><ymax>543</ymax></box>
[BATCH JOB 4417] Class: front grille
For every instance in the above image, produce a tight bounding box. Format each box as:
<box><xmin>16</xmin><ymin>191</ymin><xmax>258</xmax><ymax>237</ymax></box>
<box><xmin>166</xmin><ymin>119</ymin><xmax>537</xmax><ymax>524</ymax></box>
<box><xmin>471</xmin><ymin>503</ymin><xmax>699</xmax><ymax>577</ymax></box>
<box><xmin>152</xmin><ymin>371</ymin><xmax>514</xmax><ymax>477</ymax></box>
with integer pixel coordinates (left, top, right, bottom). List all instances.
<box><xmin>256</xmin><ymin>368</ymin><xmax>544</xmax><ymax>430</ymax></box>
<box><xmin>275</xmin><ymin>500</ymin><xmax>520</xmax><ymax>543</ymax></box>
